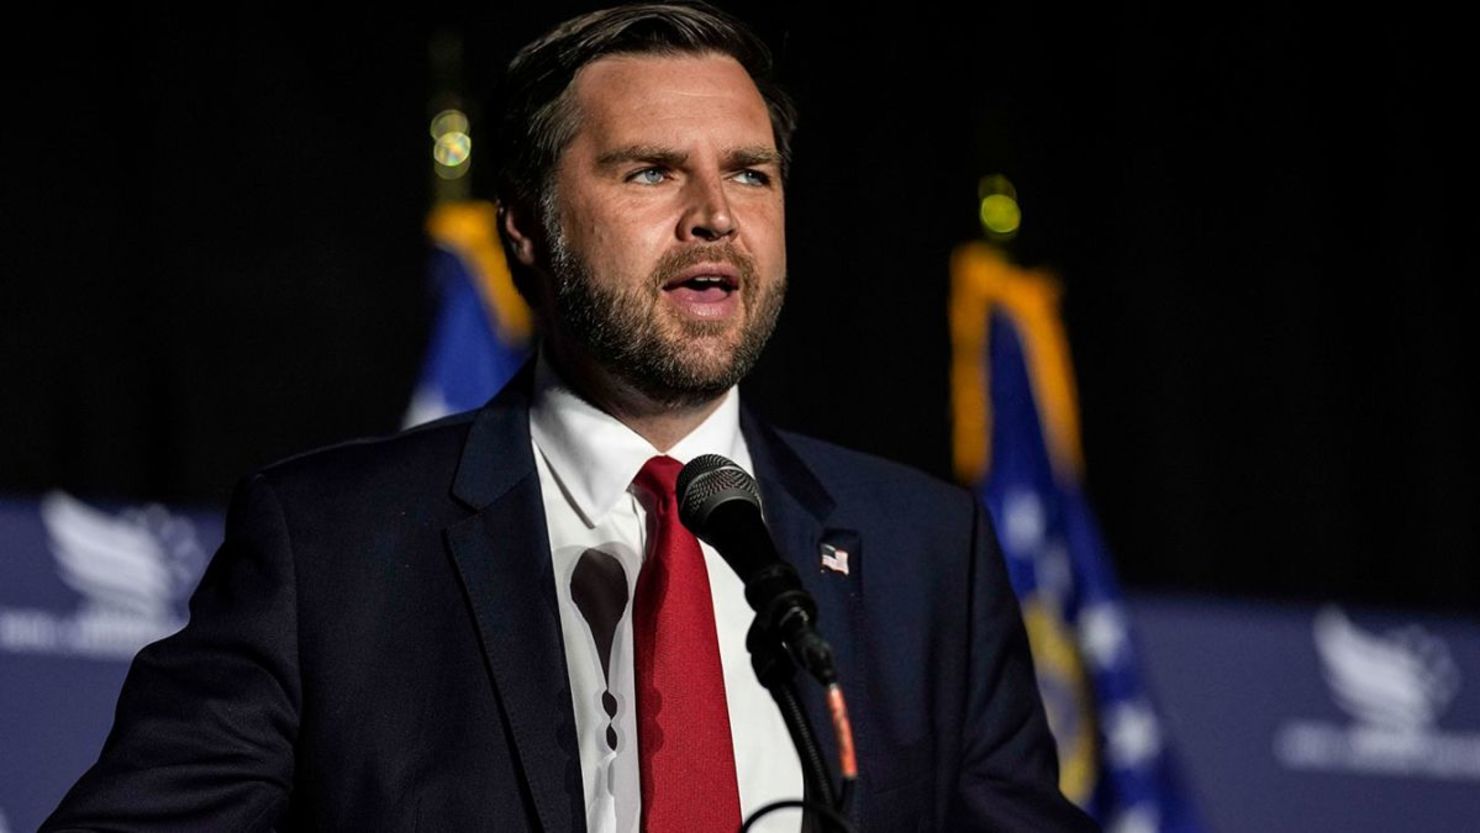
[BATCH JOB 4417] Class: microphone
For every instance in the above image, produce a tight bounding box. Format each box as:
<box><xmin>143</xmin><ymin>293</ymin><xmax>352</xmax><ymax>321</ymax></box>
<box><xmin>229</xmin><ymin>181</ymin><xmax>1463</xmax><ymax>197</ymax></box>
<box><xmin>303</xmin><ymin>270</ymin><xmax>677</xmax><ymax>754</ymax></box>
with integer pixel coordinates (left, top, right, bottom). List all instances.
<box><xmin>679</xmin><ymin>454</ymin><xmax>863</xmax><ymax>817</ymax></box>
<box><xmin>676</xmin><ymin>454</ymin><xmax>837</xmax><ymax>685</ymax></box>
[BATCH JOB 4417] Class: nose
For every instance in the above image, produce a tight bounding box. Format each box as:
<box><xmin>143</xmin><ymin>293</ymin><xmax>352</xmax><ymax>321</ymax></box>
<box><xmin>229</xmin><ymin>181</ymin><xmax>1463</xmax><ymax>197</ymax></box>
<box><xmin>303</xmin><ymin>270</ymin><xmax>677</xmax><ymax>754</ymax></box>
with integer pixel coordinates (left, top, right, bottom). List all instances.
<box><xmin>680</xmin><ymin>171</ymin><xmax>736</xmax><ymax>242</ymax></box>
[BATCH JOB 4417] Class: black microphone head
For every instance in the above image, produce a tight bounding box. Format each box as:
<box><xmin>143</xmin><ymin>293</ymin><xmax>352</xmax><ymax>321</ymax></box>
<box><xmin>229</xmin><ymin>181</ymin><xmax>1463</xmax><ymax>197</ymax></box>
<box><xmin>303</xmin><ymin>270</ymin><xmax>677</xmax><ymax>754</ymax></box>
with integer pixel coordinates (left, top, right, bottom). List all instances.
<box><xmin>676</xmin><ymin>453</ymin><xmax>762</xmax><ymax>536</ymax></box>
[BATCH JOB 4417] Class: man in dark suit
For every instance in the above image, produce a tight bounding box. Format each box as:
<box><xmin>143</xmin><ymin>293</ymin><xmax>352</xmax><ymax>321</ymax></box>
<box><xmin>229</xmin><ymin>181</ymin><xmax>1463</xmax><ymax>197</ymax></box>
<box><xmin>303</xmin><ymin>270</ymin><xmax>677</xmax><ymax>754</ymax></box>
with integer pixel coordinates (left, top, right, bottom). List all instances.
<box><xmin>44</xmin><ymin>3</ymin><xmax>1095</xmax><ymax>831</ymax></box>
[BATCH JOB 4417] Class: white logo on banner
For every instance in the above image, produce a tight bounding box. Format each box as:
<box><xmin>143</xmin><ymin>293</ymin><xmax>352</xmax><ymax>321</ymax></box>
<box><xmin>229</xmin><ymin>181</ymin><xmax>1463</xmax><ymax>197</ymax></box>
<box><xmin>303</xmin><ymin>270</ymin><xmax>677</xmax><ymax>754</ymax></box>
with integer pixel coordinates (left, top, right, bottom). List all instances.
<box><xmin>1273</xmin><ymin>606</ymin><xmax>1480</xmax><ymax>780</ymax></box>
<box><xmin>0</xmin><ymin>492</ymin><xmax>205</xmax><ymax>661</ymax></box>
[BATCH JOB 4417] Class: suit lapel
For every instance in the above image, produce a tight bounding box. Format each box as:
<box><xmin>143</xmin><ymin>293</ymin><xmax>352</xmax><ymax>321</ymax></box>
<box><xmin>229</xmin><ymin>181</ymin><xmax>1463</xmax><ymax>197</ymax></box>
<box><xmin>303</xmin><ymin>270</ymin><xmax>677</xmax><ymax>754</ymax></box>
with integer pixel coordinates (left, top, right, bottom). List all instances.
<box><xmin>439</xmin><ymin>382</ymin><xmax>866</xmax><ymax>831</ymax></box>
<box><xmin>741</xmin><ymin>408</ymin><xmax>871</xmax><ymax>797</ymax></box>
<box><xmin>445</xmin><ymin>368</ymin><xmax>585</xmax><ymax>833</ymax></box>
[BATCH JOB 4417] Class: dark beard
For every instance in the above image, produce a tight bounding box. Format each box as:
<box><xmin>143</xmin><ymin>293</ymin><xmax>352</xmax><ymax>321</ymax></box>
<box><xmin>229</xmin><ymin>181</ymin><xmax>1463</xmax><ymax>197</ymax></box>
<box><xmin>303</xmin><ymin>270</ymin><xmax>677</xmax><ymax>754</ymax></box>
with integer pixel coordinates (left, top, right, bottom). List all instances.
<box><xmin>547</xmin><ymin>231</ymin><xmax>785</xmax><ymax>409</ymax></box>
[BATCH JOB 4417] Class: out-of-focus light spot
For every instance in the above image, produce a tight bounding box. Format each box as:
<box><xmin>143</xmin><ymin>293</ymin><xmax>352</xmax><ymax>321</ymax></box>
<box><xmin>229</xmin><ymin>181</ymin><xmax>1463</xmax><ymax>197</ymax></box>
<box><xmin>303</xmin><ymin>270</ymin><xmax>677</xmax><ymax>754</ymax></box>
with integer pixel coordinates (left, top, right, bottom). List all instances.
<box><xmin>431</xmin><ymin>108</ymin><xmax>472</xmax><ymax>179</ymax></box>
<box><xmin>430</xmin><ymin>109</ymin><xmax>469</xmax><ymax>140</ymax></box>
<box><xmin>977</xmin><ymin>173</ymin><xmax>1021</xmax><ymax>239</ymax></box>
<box><xmin>434</xmin><ymin>132</ymin><xmax>472</xmax><ymax>168</ymax></box>
<box><xmin>980</xmin><ymin>194</ymin><xmax>1021</xmax><ymax>236</ymax></box>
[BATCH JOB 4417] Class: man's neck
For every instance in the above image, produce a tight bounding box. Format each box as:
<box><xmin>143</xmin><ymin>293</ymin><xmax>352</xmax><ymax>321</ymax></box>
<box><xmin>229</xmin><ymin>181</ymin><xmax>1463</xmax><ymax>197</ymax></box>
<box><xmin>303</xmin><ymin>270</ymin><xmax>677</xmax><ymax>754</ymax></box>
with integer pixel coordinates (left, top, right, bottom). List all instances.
<box><xmin>544</xmin><ymin>345</ymin><xmax>729</xmax><ymax>453</ymax></box>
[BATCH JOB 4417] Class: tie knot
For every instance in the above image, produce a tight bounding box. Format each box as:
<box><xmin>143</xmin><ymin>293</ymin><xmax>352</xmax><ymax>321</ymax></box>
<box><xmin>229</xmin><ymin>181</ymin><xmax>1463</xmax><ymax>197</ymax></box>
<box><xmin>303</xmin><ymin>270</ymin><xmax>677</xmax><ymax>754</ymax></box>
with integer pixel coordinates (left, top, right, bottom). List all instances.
<box><xmin>633</xmin><ymin>455</ymin><xmax>684</xmax><ymax>507</ymax></box>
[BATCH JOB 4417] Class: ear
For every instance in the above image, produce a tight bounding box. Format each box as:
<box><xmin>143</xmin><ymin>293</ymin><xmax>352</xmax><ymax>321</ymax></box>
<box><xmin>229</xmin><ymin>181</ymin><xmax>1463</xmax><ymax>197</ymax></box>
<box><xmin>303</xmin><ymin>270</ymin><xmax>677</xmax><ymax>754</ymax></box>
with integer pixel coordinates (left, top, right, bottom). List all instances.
<box><xmin>498</xmin><ymin>201</ymin><xmax>540</xmax><ymax>268</ymax></box>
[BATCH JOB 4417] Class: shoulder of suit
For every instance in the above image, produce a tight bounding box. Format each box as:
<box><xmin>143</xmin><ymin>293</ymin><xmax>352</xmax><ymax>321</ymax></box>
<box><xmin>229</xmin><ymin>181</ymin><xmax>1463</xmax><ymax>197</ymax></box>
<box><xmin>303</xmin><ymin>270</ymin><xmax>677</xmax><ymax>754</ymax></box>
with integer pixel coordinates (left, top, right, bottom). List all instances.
<box><xmin>768</xmin><ymin>427</ymin><xmax>976</xmax><ymax>517</ymax></box>
<box><xmin>247</xmin><ymin>409</ymin><xmax>480</xmax><ymax>507</ymax></box>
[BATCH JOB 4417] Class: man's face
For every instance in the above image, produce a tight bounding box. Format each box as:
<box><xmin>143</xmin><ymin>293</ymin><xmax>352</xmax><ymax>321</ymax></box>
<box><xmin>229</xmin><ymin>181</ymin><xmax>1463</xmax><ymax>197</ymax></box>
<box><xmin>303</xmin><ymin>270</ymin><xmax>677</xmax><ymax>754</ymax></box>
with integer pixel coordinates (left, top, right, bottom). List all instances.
<box><xmin>536</xmin><ymin>51</ymin><xmax>787</xmax><ymax>406</ymax></box>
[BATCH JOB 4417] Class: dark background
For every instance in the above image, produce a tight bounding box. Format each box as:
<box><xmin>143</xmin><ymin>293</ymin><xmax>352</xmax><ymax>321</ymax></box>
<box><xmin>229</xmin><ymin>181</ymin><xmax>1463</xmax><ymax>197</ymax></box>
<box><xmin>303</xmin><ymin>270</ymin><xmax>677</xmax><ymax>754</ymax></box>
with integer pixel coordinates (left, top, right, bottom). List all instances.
<box><xmin>3</xmin><ymin>5</ymin><xmax>1476</xmax><ymax>610</ymax></box>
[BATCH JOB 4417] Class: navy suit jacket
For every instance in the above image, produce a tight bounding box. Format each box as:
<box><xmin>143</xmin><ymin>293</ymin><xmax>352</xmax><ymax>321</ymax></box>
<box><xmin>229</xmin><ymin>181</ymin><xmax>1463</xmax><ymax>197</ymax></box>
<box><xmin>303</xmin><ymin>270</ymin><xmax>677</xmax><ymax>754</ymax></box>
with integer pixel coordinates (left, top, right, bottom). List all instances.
<box><xmin>43</xmin><ymin>371</ymin><xmax>1096</xmax><ymax>832</ymax></box>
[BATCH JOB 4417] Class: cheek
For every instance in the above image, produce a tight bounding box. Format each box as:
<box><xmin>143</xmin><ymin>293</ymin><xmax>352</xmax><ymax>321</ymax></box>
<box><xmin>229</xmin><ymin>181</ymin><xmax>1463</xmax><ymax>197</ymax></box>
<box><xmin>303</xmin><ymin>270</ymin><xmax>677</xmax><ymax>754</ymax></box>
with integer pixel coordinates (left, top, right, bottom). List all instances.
<box><xmin>752</xmin><ymin>205</ymin><xmax>787</xmax><ymax>273</ymax></box>
<box><xmin>740</xmin><ymin>190</ymin><xmax>783</xmax><ymax>230</ymax></box>
<box><xmin>565</xmin><ymin>215</ymin><xmax>672</xmax><ymax>288</ymax></box>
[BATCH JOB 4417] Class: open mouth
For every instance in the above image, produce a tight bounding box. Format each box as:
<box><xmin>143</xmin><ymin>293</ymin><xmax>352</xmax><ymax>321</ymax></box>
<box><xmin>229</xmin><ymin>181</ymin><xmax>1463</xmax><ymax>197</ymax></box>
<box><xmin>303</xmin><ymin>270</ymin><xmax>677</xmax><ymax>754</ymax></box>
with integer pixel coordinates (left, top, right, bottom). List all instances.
<box><xmin>662</xmin><ymin>270</ymin><xmax>740</xmax><ymax>303</ymax></box>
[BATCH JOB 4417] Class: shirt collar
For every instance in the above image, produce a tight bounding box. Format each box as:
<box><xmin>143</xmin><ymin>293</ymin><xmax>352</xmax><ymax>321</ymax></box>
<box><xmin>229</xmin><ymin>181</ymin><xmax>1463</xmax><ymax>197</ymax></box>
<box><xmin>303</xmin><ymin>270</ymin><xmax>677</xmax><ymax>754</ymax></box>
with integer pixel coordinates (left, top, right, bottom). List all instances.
<box><xmin>528</xmin><ymin>351</ymin><xmax>751</xmax><ymax>527</ymax></box>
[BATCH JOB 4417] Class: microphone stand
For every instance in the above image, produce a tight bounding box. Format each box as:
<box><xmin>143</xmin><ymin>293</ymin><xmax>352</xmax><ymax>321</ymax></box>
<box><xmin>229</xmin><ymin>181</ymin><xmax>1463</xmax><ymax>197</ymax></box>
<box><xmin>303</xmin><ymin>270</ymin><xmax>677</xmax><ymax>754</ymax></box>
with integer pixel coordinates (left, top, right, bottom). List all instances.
<box><xmin>750</xmin><ymin>621</ymin><xmax>836</xmax><ymax>806</ymax></box>
<box><xmin>743</xmin><ymin>622</ymin><xmax>856</xmax><ymax>833</ymax></box>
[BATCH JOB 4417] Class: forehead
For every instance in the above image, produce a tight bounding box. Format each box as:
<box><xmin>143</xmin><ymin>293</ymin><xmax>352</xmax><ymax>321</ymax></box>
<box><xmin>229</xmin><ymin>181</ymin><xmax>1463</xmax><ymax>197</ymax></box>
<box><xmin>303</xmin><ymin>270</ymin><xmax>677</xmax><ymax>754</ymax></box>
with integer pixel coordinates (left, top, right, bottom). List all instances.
<box><xmin>566</xmin><ymin>51</ymin><xmax>774</xmax><ymax>149</ymax></box>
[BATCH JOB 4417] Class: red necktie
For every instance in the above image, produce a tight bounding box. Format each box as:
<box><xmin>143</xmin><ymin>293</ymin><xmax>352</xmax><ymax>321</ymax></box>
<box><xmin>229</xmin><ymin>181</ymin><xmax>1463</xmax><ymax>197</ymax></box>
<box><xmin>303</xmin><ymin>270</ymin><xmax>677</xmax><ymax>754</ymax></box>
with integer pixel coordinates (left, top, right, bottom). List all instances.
<box><xmin>631</xmin><ymin>455</ymin><xmax>742</xmax><ymax>833</ymax></box>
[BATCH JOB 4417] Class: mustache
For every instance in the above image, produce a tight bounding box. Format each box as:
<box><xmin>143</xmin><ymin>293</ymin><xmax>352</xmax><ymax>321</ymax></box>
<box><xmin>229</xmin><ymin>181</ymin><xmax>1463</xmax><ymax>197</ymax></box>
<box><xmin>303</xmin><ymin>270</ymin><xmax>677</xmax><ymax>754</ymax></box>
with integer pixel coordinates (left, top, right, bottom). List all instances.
<box><xmin>650</xmin><ymin>243</ymin><xmax>757</xmax><ymax>288</ymax></box>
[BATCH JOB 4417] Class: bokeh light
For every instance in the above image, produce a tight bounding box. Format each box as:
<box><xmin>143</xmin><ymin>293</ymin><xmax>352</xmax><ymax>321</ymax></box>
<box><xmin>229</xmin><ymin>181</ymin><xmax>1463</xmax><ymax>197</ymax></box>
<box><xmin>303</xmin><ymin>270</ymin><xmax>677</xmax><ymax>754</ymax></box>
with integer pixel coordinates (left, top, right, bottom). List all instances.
<box><xmin>430</xmin><ymin>108</ymin><xmax>472</xmax><ymax>180</ymax></box>
<box><xmin>977</xmin><ymin>174</ymin><xmax>1021</xmax><ymax>240</ymax></box>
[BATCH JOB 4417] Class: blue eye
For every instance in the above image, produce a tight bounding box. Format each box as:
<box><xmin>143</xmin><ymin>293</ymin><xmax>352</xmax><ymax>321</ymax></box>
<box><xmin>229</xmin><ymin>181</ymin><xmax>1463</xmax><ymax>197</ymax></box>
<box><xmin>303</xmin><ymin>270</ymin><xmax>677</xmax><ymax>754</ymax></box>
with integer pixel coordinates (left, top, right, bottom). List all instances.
<box><xmin>630</xmin><ymin>168</ymin><xmax>667</xmax><ymax>185</ymax></box>
<box><xmin>734</xmin><ymin>170</ymin><xmax>771</xmax><ymax>186</ymax></box>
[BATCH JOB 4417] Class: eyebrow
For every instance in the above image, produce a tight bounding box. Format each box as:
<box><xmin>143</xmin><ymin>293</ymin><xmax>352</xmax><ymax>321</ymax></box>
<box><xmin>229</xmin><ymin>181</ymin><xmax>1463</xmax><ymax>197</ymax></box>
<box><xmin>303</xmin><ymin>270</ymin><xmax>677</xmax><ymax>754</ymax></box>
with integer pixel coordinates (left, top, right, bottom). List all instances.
<box><xmin>594</xmin><ymin>144</ymin><xmax>781</xmax><ymax>170</ymax></box>
<box><xmin>595</xmin><ymin>145</ymin><xmax>688</xmax><ymax>169</ymax></box>
<box><xmin>724</xmin><ymin>146</ymin><xmax>782</xmax><ymax>169</ymax></box>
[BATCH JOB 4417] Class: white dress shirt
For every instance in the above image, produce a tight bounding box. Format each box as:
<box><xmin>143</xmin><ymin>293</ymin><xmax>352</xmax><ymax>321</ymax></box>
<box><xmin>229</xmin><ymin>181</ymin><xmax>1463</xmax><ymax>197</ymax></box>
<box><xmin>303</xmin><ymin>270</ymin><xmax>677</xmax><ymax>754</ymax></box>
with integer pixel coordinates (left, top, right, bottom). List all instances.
<box><xmin>529</xmin><ymin>355</ymin><xmax>803</xmax><ymax>833</ymax></box>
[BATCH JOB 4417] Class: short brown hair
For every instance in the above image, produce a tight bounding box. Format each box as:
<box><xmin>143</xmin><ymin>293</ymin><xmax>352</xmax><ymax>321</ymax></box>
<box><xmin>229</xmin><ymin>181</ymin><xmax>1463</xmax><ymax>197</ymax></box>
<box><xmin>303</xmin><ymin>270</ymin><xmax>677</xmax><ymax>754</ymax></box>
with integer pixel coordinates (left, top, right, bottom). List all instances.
<box><xmin>492</xmin><ymin>2</ymin><xmax>797</xmax><ymax>250</ymax></box>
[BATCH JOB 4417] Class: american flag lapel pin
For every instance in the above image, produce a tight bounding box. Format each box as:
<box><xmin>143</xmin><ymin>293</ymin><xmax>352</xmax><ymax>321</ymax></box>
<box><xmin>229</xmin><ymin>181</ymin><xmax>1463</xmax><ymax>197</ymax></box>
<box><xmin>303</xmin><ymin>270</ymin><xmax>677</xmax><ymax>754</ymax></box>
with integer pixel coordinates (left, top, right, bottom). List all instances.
<box><xmin>820</xmin><ymin>542</ymin><xmax>850</xmax><ymax>576</ymax></box>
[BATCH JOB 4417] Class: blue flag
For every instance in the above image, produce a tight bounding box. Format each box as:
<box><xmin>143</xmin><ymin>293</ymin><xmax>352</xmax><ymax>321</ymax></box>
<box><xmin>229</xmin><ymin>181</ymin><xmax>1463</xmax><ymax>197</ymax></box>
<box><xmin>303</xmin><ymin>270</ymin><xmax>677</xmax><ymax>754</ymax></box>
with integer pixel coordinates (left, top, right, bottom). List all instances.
<box><xmin>405</xmin><ymin>201</ymin><xmax>532</xmax><ymax>426</ymax></box>
<box><xmin>951</xmin><ymin>242</ymin><xmax>1203</xmax><ymax>833</ymax></box>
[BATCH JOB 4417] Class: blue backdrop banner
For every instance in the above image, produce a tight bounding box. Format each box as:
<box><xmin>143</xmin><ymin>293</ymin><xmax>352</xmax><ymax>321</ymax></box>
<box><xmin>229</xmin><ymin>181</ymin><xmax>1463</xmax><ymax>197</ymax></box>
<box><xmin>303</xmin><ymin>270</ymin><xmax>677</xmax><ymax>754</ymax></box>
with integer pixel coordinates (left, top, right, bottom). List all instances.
<box><xmin>5</xmin><ymin>491</ymin><xmax>1480</xmax><ymax>832</ymax></box>
<box><xmin>0</xmin><ymin>493</ymin><xmax>221</xmax><ymax>832</ymax></box>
